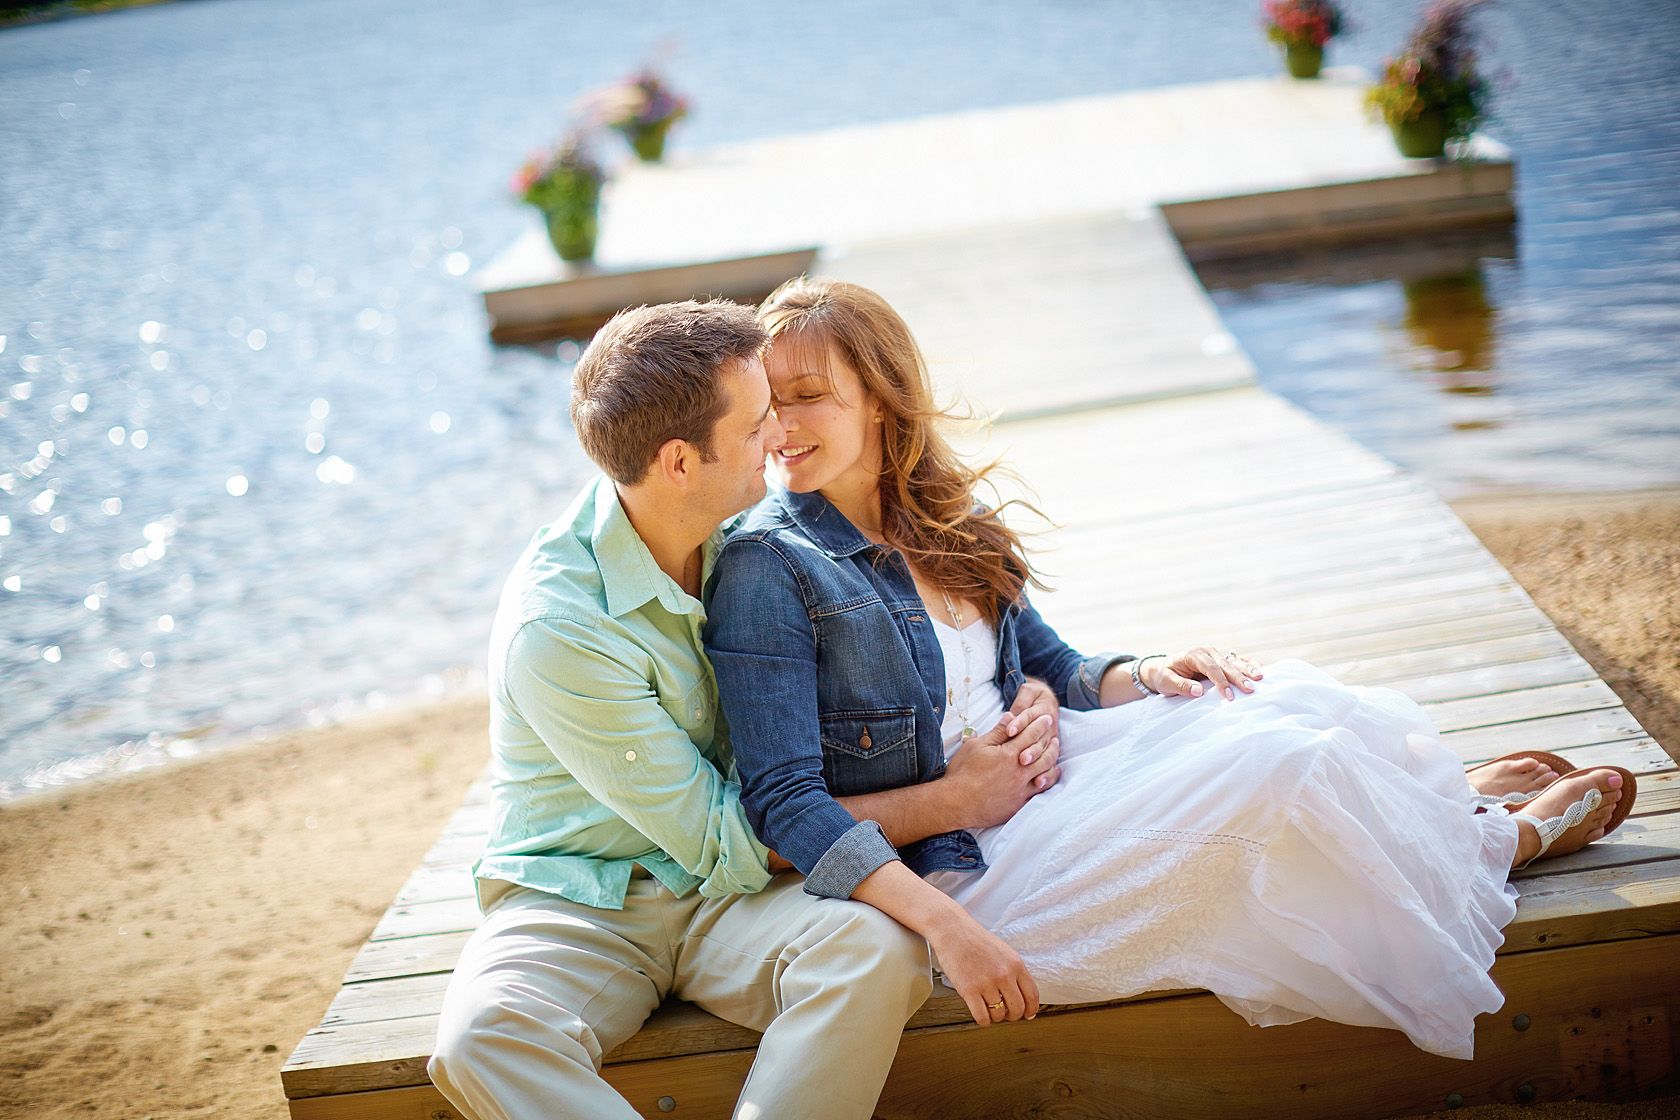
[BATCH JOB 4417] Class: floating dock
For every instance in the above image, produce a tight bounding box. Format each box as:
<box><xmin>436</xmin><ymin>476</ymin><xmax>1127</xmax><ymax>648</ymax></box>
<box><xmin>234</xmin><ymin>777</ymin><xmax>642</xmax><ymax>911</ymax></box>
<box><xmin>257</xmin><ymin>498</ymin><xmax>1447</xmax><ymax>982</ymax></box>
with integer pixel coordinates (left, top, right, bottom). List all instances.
<box><xmin>477</xmin><ymin>71</ymin><xmax>1511</xmax><ymax>352</ymax></box>
<box><xmin>297</xmin><ymin>74</ymin><xmax>1679</xmax><ymax>1119</ymax></box>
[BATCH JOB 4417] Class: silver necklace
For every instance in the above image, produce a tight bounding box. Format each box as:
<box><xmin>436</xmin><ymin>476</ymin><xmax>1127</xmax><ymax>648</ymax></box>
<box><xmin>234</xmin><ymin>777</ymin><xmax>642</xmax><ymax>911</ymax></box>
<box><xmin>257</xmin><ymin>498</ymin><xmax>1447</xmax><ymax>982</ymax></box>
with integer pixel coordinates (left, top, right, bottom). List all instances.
<box><xmin>940</xmin><ymin>589</ymin><xmax>978</xmax><ymax>739</ymax></box>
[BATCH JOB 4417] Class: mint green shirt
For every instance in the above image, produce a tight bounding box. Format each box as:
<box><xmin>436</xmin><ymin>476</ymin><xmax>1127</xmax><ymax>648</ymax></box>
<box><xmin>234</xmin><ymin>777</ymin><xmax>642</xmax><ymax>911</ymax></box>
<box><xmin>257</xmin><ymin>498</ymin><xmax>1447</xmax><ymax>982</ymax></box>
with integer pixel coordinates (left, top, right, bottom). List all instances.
<box><xmin>474</xmin><ymin>475</ymin><xmax>772</xmax><ymax>910</ymax></box>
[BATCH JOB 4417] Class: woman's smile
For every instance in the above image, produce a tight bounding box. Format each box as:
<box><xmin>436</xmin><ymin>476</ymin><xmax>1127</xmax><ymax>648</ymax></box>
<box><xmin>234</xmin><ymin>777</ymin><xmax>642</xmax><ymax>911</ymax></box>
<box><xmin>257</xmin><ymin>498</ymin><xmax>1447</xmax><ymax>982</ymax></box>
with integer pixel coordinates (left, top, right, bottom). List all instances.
<box><xmin>776</xmin><ymin>443</ymin><xmax>818</xmax><ymax>465</ymax></box>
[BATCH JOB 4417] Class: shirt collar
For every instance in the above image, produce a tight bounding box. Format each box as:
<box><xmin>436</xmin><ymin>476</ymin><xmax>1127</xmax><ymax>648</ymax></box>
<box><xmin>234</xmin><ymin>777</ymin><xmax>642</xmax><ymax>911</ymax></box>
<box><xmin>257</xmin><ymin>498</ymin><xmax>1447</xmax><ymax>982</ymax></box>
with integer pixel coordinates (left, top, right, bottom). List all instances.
<box><xmin>779</xmin><ymin>487</ymin><xmax>877</xmax><ymax>559</ymax></box>
<box><xmin>591</xmin><ymin>475</ymin><xmax>728</xmax><ymax>619</ymax></box>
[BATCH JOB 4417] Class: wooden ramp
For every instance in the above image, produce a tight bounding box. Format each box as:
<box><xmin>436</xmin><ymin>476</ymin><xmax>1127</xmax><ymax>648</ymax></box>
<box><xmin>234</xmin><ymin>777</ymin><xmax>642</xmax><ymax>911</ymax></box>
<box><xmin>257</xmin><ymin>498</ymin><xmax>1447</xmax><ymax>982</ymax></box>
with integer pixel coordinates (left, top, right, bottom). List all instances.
<box><xmin>286</xmin><ymin>80</ymin><xmax>1679</xmax><ymax>1120</ymax></box>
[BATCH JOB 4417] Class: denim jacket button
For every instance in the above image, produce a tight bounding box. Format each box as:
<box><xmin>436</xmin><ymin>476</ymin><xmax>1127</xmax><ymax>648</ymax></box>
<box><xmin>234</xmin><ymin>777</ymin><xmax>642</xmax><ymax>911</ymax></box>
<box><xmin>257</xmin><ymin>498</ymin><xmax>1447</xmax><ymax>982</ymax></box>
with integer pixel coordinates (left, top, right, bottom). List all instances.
<box><xmin>859</xmin><ymin>731</ymin><xmax>872</xmax><ymax>749</ymax></box>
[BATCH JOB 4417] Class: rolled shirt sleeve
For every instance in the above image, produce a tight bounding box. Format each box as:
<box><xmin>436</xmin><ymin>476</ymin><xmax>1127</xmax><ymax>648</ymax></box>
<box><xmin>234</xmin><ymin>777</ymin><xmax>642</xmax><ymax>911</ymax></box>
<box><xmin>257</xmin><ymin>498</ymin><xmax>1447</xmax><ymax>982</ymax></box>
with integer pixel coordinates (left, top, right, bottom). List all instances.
<box><xmin>705</xmin><ymin>537</ymin><xmax>897</xmax><ymax>898</ymax></box>
<box><xmin>505</xmin><ymin>616</ymin><xmax>773</xmax><ymax>899</ymax></box>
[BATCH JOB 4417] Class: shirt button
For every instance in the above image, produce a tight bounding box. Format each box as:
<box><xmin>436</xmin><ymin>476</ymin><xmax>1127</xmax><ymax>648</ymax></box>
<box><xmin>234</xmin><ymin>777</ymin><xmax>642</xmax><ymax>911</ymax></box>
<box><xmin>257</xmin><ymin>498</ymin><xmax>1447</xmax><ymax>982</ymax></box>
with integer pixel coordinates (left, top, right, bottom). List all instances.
<box><xmin>692</xmin><ymin>706</ymin><xmax>702</xmax><ymax>719</ymax></box>
<box><xmin>625</xmin><ymin>750</ymin><xmax>637</xmax><ymax>762</ymax></box>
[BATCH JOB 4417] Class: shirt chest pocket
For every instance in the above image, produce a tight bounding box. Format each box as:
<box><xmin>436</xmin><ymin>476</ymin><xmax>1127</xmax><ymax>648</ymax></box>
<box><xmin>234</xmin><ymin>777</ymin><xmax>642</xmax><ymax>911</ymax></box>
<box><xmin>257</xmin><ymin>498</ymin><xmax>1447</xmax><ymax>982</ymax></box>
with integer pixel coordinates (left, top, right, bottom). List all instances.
<box><xmin>818</xmin><ymin>708</ymin><xmax>917</xmax><ymax>797</ymax></box>
<box><xmin>658</xmin><ymin>679</ymin><xmax>713</xmax><ymax>740</ymax></box>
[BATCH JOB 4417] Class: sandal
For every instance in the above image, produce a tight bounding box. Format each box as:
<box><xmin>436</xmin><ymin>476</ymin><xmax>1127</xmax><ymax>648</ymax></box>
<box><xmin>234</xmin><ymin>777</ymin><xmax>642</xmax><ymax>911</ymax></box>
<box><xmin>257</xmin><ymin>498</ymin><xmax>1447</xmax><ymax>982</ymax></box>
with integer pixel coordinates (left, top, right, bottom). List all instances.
<box><xmin>1467</xmin><ymin>750</ymin><xmax>1576</xmax><ymax>811</ymax></box>
<box><xmin>1506</xmin><ymin>766</ymin><xmax>1637</xmax><ymax>869</ymax></box>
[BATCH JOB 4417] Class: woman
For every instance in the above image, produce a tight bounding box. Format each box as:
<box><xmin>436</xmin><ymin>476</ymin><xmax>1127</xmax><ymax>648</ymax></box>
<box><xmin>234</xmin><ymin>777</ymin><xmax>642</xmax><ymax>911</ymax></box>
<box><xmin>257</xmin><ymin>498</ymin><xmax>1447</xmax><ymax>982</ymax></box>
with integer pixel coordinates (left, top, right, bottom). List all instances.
<box><xmin>702</xmin><ymin>279</ymin><xmax>1634</xmax><ymax>1059</ymax></box>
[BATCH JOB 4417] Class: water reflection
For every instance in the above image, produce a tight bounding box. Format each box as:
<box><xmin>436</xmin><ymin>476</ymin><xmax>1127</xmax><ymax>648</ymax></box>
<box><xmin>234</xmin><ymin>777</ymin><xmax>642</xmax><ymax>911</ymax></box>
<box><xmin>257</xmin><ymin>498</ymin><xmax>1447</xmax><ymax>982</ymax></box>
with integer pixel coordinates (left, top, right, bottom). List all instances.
<box><xmin>1399</xmin><ymin>272</ymin><xmax>1497</xmax><ymax>393</ymax></box>
<box><xmin>1202</xmin><ymin>226</ymin><xmax>1680</xmax><ymax>495</ymax></box>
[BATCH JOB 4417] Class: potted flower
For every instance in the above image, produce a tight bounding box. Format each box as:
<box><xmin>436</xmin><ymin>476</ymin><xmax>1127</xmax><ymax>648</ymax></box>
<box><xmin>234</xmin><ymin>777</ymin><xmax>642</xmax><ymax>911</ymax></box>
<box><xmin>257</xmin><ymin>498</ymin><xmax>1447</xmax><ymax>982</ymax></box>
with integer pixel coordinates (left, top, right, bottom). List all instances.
<box><xmin>1262</xmin><ymin>0</ymin><xmax>1345</xmax><ymax>79</ymax></box>
<box><xmin>512</xmin><ymin>130</ymin><xmax>607</xmax><ymax>262</ymax></box>
<box><xmin>1365</xmin><ymin>0</ymin><xmax>1490</xmax><ymax>158</ymax></box>
<box><xmin>591</xmin><ymin>68</ymin><xmax>690</xmax><ymax>163</ymax></box>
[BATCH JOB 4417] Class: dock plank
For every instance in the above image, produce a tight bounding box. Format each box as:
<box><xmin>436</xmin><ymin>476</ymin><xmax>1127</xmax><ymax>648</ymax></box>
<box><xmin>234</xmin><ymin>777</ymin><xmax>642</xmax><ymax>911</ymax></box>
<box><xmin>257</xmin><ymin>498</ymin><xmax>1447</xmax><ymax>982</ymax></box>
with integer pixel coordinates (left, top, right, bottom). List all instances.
<box><xmin>1322</xmin><ymin>630</ymin><xmax>1580</xmax><ymax>685</ymax></box>
<box><xmin>1443</xmin><ymin>710</ymin><xmax>1659</xmax><ymax>760</ymax></box>
<box><xmin>342</xmin><ymin>930</ymin><xmax>471</xmax><ymax>985</ymax></box>
<box><xmin>1376</xmin><ymin>654</ymin><xmax>1599</xmax><ymax>705</ymax></box>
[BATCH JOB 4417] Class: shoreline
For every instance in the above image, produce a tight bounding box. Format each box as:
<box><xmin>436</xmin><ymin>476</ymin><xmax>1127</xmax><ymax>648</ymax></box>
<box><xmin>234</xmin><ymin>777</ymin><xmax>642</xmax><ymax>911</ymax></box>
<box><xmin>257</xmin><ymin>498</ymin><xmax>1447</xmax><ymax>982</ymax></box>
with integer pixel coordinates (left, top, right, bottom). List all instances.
<box><xmin>0</xmin><ymin>668</ymin><xmax>489</xmax><ymax>809</ymax></box>
<box><xmin>2</xmin><ymin>487</ymin><xmax>1676</xmax><ymax>1119</ymax></box>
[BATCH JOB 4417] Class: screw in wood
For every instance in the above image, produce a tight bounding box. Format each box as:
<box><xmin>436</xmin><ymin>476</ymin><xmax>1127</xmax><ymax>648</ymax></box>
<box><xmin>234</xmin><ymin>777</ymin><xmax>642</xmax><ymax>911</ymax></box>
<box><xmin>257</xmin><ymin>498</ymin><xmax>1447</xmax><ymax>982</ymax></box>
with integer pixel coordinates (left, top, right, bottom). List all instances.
<box><xmin>1512</xmin><ymin>1014</ymin><xmax>1531</xmax><ymax>1031</ymax></box>
<box><xmin>1445</xmin><ymin>1094</ymin><xmax>1464</xmax><ymax>1109</ymax></box>
<box><xmin>1518</xmin><ymin>1085</ymin><xmax>1537</xmax><ymax>1104</ymax></box>
<box><xmin>657</xmin><ymin>1097</ymin><xmax>676</xmax><ymax>1113</ymax></box>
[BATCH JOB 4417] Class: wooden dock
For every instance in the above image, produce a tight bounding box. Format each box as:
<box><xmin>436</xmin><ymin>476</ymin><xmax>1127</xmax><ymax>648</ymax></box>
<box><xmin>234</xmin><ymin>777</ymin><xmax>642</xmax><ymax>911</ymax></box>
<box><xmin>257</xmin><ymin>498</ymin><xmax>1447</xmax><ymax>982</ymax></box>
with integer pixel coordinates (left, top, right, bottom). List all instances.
<box><xmin>292</xmin><ymin>77</ymin><xmax>1680</xmax><ymax>1119</ymax></box>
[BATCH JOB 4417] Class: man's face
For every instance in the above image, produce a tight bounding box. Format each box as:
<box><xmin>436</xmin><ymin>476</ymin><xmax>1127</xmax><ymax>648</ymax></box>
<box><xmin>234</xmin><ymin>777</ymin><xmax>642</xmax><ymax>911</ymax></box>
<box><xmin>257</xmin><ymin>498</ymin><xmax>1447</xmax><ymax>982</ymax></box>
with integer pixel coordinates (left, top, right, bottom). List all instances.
<box><xmin>691</xmin><ymin>356</ymin><xmax>785</xmax><ymax>521</ymax></box>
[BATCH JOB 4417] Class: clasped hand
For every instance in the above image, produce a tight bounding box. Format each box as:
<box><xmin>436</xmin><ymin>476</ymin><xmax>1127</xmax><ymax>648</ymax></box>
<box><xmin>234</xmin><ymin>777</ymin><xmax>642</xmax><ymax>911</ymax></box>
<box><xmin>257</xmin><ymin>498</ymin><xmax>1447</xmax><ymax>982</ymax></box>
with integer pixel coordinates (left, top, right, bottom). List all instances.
<box><xmin>942</xmin><ymin>677</ymin><xmax>1062</xmax><ymax>830</ymax></box>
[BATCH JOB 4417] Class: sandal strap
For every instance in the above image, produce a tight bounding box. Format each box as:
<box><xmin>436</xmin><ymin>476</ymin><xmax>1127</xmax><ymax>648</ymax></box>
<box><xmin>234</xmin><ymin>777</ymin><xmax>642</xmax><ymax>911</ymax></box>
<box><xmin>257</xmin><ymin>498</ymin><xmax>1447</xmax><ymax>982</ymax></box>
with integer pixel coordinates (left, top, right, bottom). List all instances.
<box><xmin>1470</xmin><ymin>789</ymin><xmax>1540</xmax><ymax>813</ymax></box>
<box><xmin>1511</xmin><ymin>787</ymin><xmax>1603</xmax><ymax>867</ymax></box>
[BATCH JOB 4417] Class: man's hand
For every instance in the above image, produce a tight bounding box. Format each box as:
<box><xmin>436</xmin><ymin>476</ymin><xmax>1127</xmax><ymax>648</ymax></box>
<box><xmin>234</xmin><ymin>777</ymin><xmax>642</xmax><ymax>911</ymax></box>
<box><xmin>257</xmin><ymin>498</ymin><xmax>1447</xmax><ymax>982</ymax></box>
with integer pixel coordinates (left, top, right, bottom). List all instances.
<box><xmin>851</xmin><ymin>860</ymin><xmax>1038</xmax><ymax>1027</ymax></box>
<box><xmin>765</xmin><ymin>850</ymin><xmax>796</xmax><ymax>873</ymax></box>
<box><xmin>942</xmin><ymin>712</ymin><xmax>1061</xmax><ymax>831</ymax></box>
<box><xmin>834</xmin><ymin>685</ymin><xmax>1062</xmax><ymax>845</ymax></box>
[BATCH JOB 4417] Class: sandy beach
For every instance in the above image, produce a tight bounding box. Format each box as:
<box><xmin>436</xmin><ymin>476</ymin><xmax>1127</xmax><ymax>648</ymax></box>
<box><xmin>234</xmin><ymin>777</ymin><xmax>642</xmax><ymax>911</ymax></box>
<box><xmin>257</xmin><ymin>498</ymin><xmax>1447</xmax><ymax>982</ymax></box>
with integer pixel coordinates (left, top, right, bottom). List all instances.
<box><xmin>2</xmin><ymin>489</ymin><xmax>1676</xmax><ymax>1120</ymax></box>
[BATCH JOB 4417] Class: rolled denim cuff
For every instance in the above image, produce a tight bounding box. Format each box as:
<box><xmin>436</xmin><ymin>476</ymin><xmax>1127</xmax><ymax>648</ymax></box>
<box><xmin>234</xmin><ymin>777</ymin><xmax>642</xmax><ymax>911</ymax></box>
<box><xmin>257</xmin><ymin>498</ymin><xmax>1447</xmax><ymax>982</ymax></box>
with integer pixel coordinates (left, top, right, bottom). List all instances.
<box><xmin>1067</xmin><ymin>652</ymin><xmax>1135</xmax><ymax>710</ymax></box>
<box><xmin>803</xmin><ymin>819</ymin><xmax>900</xmax><ymax>899</ymax></box>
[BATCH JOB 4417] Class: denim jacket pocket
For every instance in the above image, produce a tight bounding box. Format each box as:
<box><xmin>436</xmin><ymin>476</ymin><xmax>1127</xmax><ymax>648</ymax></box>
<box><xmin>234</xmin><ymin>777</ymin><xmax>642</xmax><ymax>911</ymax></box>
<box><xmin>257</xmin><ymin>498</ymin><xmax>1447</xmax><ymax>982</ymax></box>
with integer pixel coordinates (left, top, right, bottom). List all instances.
<box><xmin>818</xmin><ymin>708</ymin><xmax>917</xmax><ymax>796</ymax></box>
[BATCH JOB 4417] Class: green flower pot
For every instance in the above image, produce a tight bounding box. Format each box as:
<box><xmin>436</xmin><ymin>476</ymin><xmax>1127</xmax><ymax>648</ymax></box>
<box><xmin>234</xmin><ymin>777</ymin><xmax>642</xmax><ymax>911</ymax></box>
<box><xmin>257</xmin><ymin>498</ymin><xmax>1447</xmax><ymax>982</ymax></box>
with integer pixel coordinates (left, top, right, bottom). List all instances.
<box><xmin>542</xmin><ymin>186</ymin><xmax>600</xmax><ymax>262</ymax></box>
<box><xmin>1284</xmin><ymin>43</ymin><xmax>1324</xmax><ymax>79</ymax></box>
<box><xmin>1391</xmin><ymin>110</ymin><xmax>1450</xmax><ymax>158</ymax></box>
<box><xmin>626</xmin><ymin>119</ymin><xmax>673</xmax><ymax>163</ymax></box>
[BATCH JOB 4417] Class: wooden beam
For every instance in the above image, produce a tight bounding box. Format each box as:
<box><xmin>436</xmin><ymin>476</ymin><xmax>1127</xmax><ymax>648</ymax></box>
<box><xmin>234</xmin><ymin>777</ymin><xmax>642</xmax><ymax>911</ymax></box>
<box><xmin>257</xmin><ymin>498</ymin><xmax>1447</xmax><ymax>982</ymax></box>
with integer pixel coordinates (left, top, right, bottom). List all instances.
<box><xmin>481</xmin><ymin>249</ymin><xmax>819</xmax><ymax>345</ymax></box>
<box><xmin>869</xmin><ymin>932</ymin><xmax>1679</xmax><ymax>1120</ymax></box>
<box><xmin>1160</xmin><ymin>160</ymin><xmax>1515</xmax><ymax>261</ymax></box>
<box><xmin>290</xmin><ymin>933</ymin><xmax>1680</xmax><ymax>1119</ymax></box>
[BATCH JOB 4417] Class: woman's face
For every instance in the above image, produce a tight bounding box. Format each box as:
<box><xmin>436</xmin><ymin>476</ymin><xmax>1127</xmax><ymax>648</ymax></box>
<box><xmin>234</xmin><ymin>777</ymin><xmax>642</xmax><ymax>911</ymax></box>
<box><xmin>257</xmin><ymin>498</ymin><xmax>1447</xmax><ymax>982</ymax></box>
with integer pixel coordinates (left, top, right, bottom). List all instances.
<box><xmin>763</xmin><ymin>337</ymin><xmax>883</xmax><ymax>501</ymax></box>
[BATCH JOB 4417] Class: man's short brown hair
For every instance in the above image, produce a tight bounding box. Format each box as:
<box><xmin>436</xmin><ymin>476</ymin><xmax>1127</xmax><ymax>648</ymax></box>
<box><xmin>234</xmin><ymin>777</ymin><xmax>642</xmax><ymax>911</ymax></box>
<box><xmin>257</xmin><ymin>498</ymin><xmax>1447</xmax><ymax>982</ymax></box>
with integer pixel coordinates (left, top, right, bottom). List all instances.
<box><xmin>570</xmin><ymin>300</ymin><xmax>768</xmax><ymax>485</ymax></box>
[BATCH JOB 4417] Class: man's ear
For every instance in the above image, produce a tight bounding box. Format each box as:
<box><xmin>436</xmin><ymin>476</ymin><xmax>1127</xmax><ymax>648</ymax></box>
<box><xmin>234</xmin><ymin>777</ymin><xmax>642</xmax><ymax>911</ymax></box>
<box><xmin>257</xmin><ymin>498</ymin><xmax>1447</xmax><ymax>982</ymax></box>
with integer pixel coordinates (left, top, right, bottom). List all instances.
<box><xmin>654</xmin><ymin>438</ymin><xmax>694</xmax><ymax>489</ymax></box>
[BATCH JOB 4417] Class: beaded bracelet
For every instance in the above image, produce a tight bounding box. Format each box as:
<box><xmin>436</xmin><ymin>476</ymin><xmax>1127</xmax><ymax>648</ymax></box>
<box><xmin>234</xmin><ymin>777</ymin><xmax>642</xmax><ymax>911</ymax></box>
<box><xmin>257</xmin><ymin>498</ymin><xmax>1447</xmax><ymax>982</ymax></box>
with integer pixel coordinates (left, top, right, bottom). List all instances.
<box><xmin>1131</xmin><ymin>653</ymin><xmax>1166</xmax><ymax>696</ymax></box>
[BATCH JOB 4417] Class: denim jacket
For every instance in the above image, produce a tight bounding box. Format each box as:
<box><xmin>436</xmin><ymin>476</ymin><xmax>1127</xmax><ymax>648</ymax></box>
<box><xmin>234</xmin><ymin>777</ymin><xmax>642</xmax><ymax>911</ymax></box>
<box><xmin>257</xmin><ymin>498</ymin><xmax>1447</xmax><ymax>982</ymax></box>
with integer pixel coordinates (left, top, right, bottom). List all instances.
<box><xmin>703</xmin><ymin>488</ymin><xmax>1131</xmax><ymax>899</ymax></box>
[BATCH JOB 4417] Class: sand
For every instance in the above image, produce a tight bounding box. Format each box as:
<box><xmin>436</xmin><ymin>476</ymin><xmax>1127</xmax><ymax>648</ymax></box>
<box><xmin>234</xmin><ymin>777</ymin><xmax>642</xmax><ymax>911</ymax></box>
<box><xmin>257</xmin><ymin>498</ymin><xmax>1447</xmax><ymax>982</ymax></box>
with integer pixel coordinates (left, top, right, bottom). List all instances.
<box><xmin>0</xmin><ymin>701</ymin><xmax>492</xmax><ymax>1119</ymax></box>
<box><xmin>2</xmin><ymin>489</ymin><xmax>1677</xmax><ymax>1120</ymax></box>
<box><xmin>1452</xmin><ymin>489</ymin><xmax>1680</xmax><ymax>760</ymax></box>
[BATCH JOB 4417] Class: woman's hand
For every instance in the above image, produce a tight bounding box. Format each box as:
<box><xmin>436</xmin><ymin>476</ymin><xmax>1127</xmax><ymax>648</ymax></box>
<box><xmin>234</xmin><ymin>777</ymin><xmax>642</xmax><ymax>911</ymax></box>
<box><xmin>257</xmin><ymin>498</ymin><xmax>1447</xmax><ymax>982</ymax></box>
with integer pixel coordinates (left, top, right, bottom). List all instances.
<box><xmin>1144</xmin><ymin>646</ymin><xmax>1264</xmax><ymax>701</ymax></box>
<box><xmin>1005</xmin><ymin>677</ymin><xmax>1060</xmax><ymax>767</ymax></box>
<box><xmin>928</xmin><ymin>909</ymin><xmax>1040</xmax><ymax>1025</ymax></box>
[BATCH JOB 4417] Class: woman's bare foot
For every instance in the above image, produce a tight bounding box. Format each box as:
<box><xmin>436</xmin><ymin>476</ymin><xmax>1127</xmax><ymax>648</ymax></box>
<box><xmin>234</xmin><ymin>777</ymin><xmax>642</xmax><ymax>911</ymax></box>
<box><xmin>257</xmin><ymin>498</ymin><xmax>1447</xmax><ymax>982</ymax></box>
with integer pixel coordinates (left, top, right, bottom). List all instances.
<box><xmin>1469</xmin><ymin>757</ymin><xmax>1560</xmax><ymax>800</ymax></box>
<box><xmin>1509</xmin><ymin>769</ymin><xmax>1624</xmax><ymax>868</ymax></box>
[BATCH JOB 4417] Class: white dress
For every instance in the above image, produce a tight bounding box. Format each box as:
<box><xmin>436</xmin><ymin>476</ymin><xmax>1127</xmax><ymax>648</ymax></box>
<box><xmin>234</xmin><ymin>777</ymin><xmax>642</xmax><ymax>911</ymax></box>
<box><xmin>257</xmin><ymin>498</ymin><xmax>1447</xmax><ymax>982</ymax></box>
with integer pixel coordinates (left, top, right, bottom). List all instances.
<box><xmin>923</xmin><ymin>617</ymin><xmax>1520</xmax><ymax>1060</ymax></box>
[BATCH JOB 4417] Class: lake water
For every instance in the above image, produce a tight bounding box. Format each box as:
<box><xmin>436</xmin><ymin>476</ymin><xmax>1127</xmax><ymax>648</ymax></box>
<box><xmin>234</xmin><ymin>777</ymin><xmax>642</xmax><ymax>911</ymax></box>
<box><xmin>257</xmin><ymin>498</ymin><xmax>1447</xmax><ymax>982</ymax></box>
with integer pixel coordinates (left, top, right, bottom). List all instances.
<box><xmin>2</xmin><ymin>0</ymin><xmax>1677</xmax><ymax>797</ymax></box>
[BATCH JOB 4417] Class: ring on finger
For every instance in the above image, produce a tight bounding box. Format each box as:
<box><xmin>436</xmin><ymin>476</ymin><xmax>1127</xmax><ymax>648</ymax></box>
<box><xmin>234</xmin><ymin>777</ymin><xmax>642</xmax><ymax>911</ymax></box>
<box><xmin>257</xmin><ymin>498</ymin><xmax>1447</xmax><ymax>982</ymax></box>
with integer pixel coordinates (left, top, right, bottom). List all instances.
<box><xmin>986</xmin><ymin>999</ymin><xmax>1006</xmax><ymax>1012</ymax></box>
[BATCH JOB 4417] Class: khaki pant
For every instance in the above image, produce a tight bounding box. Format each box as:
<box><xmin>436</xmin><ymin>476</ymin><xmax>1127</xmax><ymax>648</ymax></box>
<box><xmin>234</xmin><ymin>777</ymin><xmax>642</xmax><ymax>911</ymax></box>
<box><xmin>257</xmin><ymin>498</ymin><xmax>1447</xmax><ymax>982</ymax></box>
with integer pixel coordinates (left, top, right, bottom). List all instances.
<box><xmin>429</xmin><ymin>873</ymin><xmax>931</xmax><ymax>1120</ymax></box>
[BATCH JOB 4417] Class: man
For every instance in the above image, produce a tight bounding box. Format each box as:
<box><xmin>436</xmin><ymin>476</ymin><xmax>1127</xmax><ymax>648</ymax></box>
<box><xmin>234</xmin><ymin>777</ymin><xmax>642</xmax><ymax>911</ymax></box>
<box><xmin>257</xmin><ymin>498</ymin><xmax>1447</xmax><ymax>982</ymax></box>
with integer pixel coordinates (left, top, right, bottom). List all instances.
<box><xmin>429</xmin><ymin>300</ymin><xmax>1060</xmax><ymax>1120</ymax></box>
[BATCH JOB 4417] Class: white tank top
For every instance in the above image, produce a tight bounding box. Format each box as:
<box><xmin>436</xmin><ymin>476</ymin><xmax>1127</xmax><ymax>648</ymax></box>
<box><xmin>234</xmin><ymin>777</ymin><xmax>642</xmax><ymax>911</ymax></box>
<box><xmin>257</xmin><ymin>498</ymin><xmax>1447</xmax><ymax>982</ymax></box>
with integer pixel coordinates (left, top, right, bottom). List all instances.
<box><xmin>931</xmin><ymin>615</ymin><xmax>1007</xmax><ymax>761</ymax></box>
